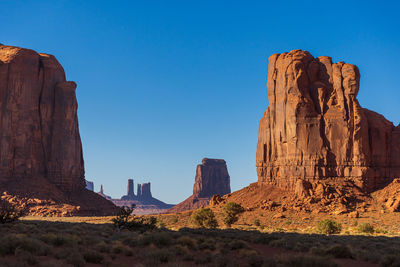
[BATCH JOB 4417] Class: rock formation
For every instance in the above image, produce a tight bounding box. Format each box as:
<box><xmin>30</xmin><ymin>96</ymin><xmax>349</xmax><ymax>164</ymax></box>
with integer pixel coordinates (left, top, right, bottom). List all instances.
<box><xmin>85</xmin><ymin>180</ymin><xmax>94</xmax><ymax>191</ymax></box>
<box><xmin>115</xmin><ymin>179</ymin><xmax>174</xmax><ymax>215</ymax></box>
<box><xmin>139</xmin><ymin>182</ymin><xmax>152</xmax><ymax>200</ymax></box>
<box><xmin>168</xmin><ymin>158</ymin><xmax>231</xmax><ymax>213</ymax></box>
<box><xmin>121</xmin><ymin>179</ymin><xmax>135</xmax><ymax>200</ymax></box>
<box><xmin>218</xmin><ymin>49</ymin><xmax>399</xmax><ymax>215</ymax></box>
<box><xmin>0</xmin><ymin>44</ymin><xmax>116</xmax><ymax>216</ymax></box>
<box><xmin>256</xmin><ymin>49</ymin><xmax>400</xmax><ymax>193</ymax></box>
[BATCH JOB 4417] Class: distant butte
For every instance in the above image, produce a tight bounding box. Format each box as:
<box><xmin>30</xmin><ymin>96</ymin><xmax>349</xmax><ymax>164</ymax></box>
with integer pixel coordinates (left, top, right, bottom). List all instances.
<box><xmin>168</xmin><ymin>158</ymin><xmax>231</xmax><ymax>213</ymax></box>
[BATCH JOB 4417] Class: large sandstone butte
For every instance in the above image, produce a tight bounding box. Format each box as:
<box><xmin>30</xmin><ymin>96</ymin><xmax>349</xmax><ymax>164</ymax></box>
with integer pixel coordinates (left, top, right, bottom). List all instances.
<box><xmin>218</xmin><ymin>50</ymin><xmax>400</xmax><ymax>215</ymax></box>
<box><xmin>0</xmin><ymin>44</ymin><xmax>116</xmax><ymax>216</ymax></box>
<box><xmin>168</xmin><ymin>158</ymin><xmax>231</xmax><ymax>213</ymax></box>
<box><xmin>256</xmin><ymin>49</ymin><xmax>400</xmax><ymax>193</ymax></box>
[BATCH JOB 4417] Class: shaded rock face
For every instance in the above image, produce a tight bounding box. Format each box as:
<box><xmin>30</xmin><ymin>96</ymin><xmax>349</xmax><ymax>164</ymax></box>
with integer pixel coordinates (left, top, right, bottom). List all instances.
<box><xmin>0</xmin><ymin>44</ymin><xmax>117</xmax><ymax>216</ymax></box>
<box><xmin>116</xmin><ymin>179</ymin><xmax>174</xmax><ymax>214</ymax></box>
<box><xmin>85</xmin><ymin>180</ymin><xmax>94</xmax><ymax>191</ymax></box>
<box><xmin>139</xmin><ymin>182</ymin><xmax>152</xmax><ymax>200</ymax></box>
<box><xmin>256</xmin><ymin>50</ymin><xmax>400</xmax><ymax>193</ymax></box>
<box><xmin>193</xmin><ymin>158</ymin><xmax>231</xmax><ymax>198</ymax></box>
<box><xmin>0</xmin><ymin>44</ymin><xmax>84</xmax><ymax>191</ymax></box>
<box><xmin>120</xmin><ymin>180</ymin><xmax>154</xmax><ymax>201</ymax></box>
<box><xmin>168</xmin><ymin>158</ymin><xmax>231</xmax><ymax>213</ymax></box>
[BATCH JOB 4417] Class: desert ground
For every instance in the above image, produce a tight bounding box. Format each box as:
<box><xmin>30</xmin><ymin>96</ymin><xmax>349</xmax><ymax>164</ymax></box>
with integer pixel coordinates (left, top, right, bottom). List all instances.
<box><xmin>0</xmin><ymin>206</ymin><xmax>396</xmax><ymax>267</ymax></box>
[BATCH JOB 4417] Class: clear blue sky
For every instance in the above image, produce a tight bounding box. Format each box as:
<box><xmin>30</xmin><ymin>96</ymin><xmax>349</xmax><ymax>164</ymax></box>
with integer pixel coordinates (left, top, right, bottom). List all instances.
<box><xmin>1</xmin><ymin>1</ymin><xmax>399</xmax><ymax>204</ymax></box>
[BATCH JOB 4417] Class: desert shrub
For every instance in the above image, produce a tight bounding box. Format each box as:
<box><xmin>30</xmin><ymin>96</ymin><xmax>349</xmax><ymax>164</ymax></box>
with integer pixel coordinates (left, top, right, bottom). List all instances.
<box><xmin>254</xmin><ymin>234</ymin><xmax>280</xmax><ymax>245</ymax></box>
<box><xmin>111</xmin><ymin>240</ymin><xmax>124</xmax><ymax>254</ymax></box>
<box><xmin>317</xmin><ymin>219</ymin><xmax>342</xmax><ymax>235</ymax></box>
<box><xmin>83</xmin><ymin>249</ymin><xmax>104</xmax><ymax>263</ymax></box>
<box><xmin>276</xmin><ymin>254</ymin><xmax>338</xmax><ymax>267</ymax></box>
<box><xmin>324</xmin><ymin>244</ymin><xmax>353</xmax><ymax>258</ymax></box>
<box><xmin>95</xmin><ymin>241</ymin><xmax>110</xmax><ymax>253</ymax></box>
<box><xmin>254</xmin><ymin>218</ymin><xmax>261</xmax><ymax>227</ymax></box>
<box><xmin>214</xmin><ymin>253</ymin><xmax>231</xmax><ymax>267</ymax></box>
<box><xmin>138</xmin><ymin>232</ymin><xmax>172</xmax><ymax>248</ymax></box>
<box><xmin>357</xmin><ymin>223</ymin><xmax>374</xmax><ymax>234</ymax></box>
<box><xmin>15</xmin><ymin>249</ymin><xmax>38</xmax><ymax>265</ymax></box>
<box><xmin>112</xmin><ymin>205</ymin><xmax>156</xmax><ymax>231</ymax></box>
<box><xmin>191</xmin><ymin>208</ymin><xmax>218</xmax><ymax>228</ymax></box>
<box><xmin>0</xmin><ymin>234</ymin><xmax>49</xmax><ymax>256</ymax></box>
<box><xmin>222</xmin><ymin>202</ymin><xmax>244</xmax><ymax>227</ymax></box>
<box><xmin>66</xmin><ymin>251</ymin><xmax>85</xmax><ymax>267</ymax></box>
<box><xmin>194</xmin><ymin>252</ymin><xmax>212</xmax><ymax>264</ymax></box>
<box><xmin>247</xmin><ymin>253</ymin><xmax>264</xmax><ymax>267</ymax></box>
<box><xmin>145</xmin><ymin>248</ymin><xmax>171</xmax><ymax>264</ymax></box>
<box><xmin>172</xmin><ymin>216</ymin><xmax>178</xmax><ymax>223</ymax></box>
<box><xmin>177</xmin><ymin>236</ymin><xmax>197</xmax><ymax>250</ymax></box>
<box><xmin>381</xmin><ymin>254</ymin><xmax>400</xmax><ymax>267</ymax></box>
<box><xmin>0</xmin><ymin>200</ymin><xmax>27</xmax><ymax>224</ymax></box>
<box><xmin>198</xmin><ymin>238</ymin><xmax>216</xmax><ymax>251</ymax></box>
<box><xmin>40</xmin><ymin>233</ymin><xmax>73</xmax><ymax>247</ymax></box>
<box><xmin>228</xmin><ymin>240</ymin><xmax>247</xmax><ymax>250</ymax></box>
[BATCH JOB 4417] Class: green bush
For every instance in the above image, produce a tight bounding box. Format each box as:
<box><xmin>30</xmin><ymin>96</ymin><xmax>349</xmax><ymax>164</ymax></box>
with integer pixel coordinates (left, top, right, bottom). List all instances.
<box><xmin>254</xmin><ymin>218</ymin><xmax>261</xmax><ymax>227</ymax></box>
<box><xmin>357</xmin><ymin>223</ymin><xmax>374</xmax><ymax>234</ymax></box>
<box><xmin>317</xmin><ymin>219</ymin><xmax>342</xmax><ymax>235</ymax></box>
<box><xmin>222</xmin><ymin>202</ymin><xmax>245</xmax><ymax>227</ymax></box>
<box><xmin>191</xmin><ymin>208</ymin><xmax>218</xmax><ymax>228</ymax></box>
<box><xmin>112</xmin><ymin>205</ymin><xmax>156</xmax><ymax>231</ymax></box>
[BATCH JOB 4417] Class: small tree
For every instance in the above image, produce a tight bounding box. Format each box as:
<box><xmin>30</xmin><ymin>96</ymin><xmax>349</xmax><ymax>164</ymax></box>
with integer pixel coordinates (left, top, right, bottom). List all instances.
<box><xmin>222</xmin><ymin>202</ymin><xmax>244</xmax><ymax>227</ymax></box>
<box><xmin>191</xmin><ymin>208</ymin><xmax>218</xmax><ymax>228</ymax></box>
<box><xmin>0</xmin><ymin>199</ymin><xmax>27</xmax><ymax>224</ymax></box>
<box><xmin>112</xmin><ymin>204</ymin><xmax>156</xmax><ymax>231</ymax></box>
<box><xmin>317</xmin><ymin>219</ymin><xmax>342</xmax><ymax>235</ymax></box>
<box><xmin>112</xmin><ymin>204</ymin><xmax>136</xmax><ymax>229</ymax></box>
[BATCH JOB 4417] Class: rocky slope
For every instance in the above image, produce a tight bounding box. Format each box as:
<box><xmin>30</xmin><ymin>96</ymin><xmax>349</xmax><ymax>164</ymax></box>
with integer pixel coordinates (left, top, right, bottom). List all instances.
<box><xmin>168</xmin><ymin>158</ymin><xmax>231</xmax><ymax>213</ymax></box>
<box><xmin>0</xmin><ymin>44</ymin><xmax>116</xmax><ymax>216</ymax></box>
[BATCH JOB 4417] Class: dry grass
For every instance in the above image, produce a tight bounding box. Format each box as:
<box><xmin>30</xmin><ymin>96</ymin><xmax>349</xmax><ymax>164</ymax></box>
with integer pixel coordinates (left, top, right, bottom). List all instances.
<box><xmin>0</xmin><ymin>214</ymin><xmax>399</xmax><ymax>266</ymax></box>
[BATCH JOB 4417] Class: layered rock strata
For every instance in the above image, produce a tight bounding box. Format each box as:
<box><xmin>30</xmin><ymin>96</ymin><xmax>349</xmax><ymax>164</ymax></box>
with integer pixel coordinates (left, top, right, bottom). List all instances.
<box><xmin>256</xmin><ymin>49</ymin><xmax>400</xmax><ymax>193</ymax></box>
<box><xmin>0</xmin><ymin>44</ymin><xmax>116</xmax><ymax>216</ymax></box>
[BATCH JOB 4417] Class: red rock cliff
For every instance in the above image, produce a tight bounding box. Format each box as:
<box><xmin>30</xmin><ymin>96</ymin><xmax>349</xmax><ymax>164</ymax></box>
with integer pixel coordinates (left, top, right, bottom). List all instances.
<box><xmin>0</xmin><ymin>44</ymin><xmax>116</xmax><ymax>215</ymax></box>
<box><xmin>256</xmin><ymin>50</ymin><xmax>400</xmax><ymax>192</ymax></box>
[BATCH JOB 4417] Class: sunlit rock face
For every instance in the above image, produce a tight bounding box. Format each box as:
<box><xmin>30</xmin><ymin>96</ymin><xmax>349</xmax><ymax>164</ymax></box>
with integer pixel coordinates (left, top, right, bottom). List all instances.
<box><xmin>256</xmin><ymin>49</ymin><xmax>400</xmax><ymax>192</ymax></box>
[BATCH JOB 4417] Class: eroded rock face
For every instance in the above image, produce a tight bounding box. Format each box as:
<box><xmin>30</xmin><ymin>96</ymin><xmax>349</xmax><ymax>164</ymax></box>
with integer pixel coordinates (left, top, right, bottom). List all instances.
<box><xmin>256</xmin><ymin>50</ymin><xmax>400</xmax><ymax>192</ymax></box>
<box><xmin>193</xmin><ymin>158</ymin><xmax>231</xmax><ymax>198</ymax></box>
<box><xmin>0</xmin><ymin>44</ymin><xmax>116</xmax><ymax>216</ymax></box>
<box><xmin>0</xmin><ymin>44</ymin><xmax>84</xmax><ymax>191</ymax></box>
